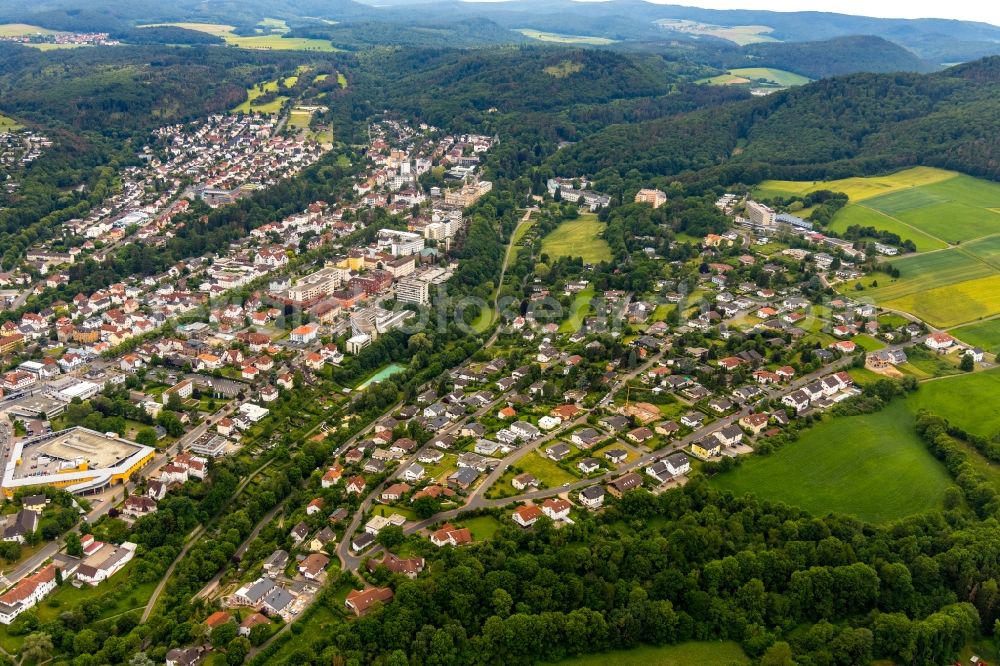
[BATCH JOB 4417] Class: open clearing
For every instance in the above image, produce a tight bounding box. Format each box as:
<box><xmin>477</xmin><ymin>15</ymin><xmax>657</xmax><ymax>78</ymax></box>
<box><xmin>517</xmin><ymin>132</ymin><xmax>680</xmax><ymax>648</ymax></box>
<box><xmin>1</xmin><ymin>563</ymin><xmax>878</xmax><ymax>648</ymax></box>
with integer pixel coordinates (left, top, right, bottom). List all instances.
<box><xmin>730</xmin><ymin>67</ymin><xmax>810</xmax><ymax>86</ymax></box>
<box><xmin>139</xmin><ymin>22</ymin><xmax>337</xmax><ymax>51</ymax></box>
<box><xmin>550</xmin><ymin>641</ymin><xmax>750</xmax><ymax>665</ymax></box>
<box><xmin>0</xmin><ymin>23</ymin><xmax>61</xmax><ymax>36</ymax></box>
<box><xmin>713</xmin><ymin>401</ymin><xmax>953</xmax><ymax>523</ymax></box>
<box><xmin>657</xmin><ymin>19</ymin><xmax>778</xmax><ymax>45</ymax></box>
<box><xmin>517</xmin><ymin>29</ymin><xmax>616</xmax><ymax>45</ymax></box>
<box><xmin>541</xmin><ymin>214</ymin><xmax>612</xmax><ymax>264</ymax></box>
<box><xmin>905</xmin><ymin>368</ymin><xmax>1000</xmax><ymax>439</ymax></box>
<box><xmin>0</xmin><ymin>114</ymin><xmax>22</xmax><ymax>132</ymax></box>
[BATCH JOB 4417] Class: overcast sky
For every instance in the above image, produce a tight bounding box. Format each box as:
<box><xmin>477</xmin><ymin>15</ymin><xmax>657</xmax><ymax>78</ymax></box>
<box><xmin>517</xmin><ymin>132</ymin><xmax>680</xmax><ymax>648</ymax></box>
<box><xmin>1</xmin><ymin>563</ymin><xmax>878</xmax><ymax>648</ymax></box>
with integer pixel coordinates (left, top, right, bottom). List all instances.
<box><xmin>546</xmin><ymin>0</ymin><xmax>1000</xmax><ymax>26</ymax></box>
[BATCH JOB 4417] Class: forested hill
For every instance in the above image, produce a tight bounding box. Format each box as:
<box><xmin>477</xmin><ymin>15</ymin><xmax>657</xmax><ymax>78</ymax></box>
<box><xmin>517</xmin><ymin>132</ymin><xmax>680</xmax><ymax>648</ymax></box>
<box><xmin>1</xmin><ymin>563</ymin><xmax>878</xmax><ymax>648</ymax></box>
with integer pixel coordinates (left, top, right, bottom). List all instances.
<box><xmin>737</xmin><ymin>36</ymin><xmax>935</xmax><ymax>78</ymax></box>
<box><xmin>0</xmin><ymin>44</ymin><xmax>343</xmax><ymax>135</ymax></box>
<box><xmin>352</xmin><ymin>47</ymin><xmax>684</xmax><ymax>124</ymax></box>
<box><xmin>550</xmin><ymin>56</ymin><xmax>1000</xmax><ymax>187</ymax></box>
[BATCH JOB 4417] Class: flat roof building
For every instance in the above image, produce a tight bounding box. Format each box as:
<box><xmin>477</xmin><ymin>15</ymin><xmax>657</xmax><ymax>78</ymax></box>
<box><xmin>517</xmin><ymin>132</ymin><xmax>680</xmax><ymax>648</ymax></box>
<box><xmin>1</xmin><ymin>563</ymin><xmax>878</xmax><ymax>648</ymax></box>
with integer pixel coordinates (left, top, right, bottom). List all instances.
<box><xmin>1</xmin><ymin>427</ymin><xmax>154</xmax><ymax>497</ymax></box>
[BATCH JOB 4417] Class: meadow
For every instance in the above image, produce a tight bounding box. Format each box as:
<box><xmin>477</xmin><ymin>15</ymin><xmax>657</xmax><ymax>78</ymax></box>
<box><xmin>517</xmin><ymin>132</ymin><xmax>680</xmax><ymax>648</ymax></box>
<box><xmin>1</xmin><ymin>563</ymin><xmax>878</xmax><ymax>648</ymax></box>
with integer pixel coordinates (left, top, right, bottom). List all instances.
<box><xmin>559</xmin><ymin>285</ymin><xmax>596</xmax><ymax>333</ymax></box>
<box><xmin>848</xmin><ymin>248</ymin><xmax>991</xmax><ymax>302</ymax></box>
<box><xmin>139</xmin><ymin>22</ymin><xmax>337</xmax><ymax>51</ymax></box>
<box><xmin>713</xmin><ymin>401</ymin><xmax>953</xmax><ymax>523</ymax></box>
<box><xmin>0</xmin><ymin>23</ymin><xmax>61</xmax><ymax>36</ymax></box>
<box><xmin>729</xmin><ymin>67</ymin><xmax>811</xmax><ymax>86</ymax></box>
<box><xmin>904</xmin><ymin>368</ymin><xmax>1000</xmax><ymax>438</ymax></box>
<box><xmin>517</xmin><ymin>29</ymin><xmax>616</xmax><ymax>45</ymax></box>
<box><xmin>541</xmin><ymin>214</ymin><xmax>613</xmax><ymax>263</ymax></box>
<box><xmin>0</xmin><ymin>113</ymin><xmax>22</xmax><ymax>132</ymax></box>
<box><xmin>951</xmin><ymin>319</ymin><xmax>1000</xmax><ymax>352</ymax></box>
<box><xmin>826</xmin><ymin>204</ymin><xmax>947</xmax><ymax>252</ymax></box>
<box><xmin>549</xmin><ymin>641</ymin><xmax>750</xmax><ymax>665</ymax></box>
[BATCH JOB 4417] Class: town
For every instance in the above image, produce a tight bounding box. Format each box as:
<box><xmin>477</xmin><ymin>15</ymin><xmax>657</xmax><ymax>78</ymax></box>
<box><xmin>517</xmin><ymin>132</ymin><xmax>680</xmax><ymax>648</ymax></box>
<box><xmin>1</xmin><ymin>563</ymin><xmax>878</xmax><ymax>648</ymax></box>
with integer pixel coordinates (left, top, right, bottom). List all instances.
<box><xmin>0</xmin><ymin>106</ymin><xmax>984</xmax><ymax>663</ymax></box>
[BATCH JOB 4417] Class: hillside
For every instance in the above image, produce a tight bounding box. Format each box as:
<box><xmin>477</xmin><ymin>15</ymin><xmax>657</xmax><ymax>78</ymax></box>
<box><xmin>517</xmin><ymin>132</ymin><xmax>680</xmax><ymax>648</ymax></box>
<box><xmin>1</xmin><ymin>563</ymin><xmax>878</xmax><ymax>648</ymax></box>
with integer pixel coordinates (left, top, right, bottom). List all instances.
<box><xmin>354</xmin><ymin>47</ymin><xmax>680</xmax><ymax>123</ymax></box>
<box><xmin>737</xmin><ymin>35</ymin><xmax>935</xmax><ymax>78</ymax></box>
<box><xmin>550</xmin><ymin>56</ymin><xmax>1000</xmax><ymax>185</ymax></box>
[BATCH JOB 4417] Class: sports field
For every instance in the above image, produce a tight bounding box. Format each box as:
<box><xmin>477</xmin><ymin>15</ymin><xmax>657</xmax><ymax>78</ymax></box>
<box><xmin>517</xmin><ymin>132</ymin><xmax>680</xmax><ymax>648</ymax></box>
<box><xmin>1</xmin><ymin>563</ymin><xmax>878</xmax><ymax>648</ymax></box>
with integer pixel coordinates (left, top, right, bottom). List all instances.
<box><xmin>713</xmin><ymin>401</ymin><xmax>953</xmax><ymax>523</ymax></box>
<box><xmin>550</xmin><ymin>641</ymin><xmax>750</xmax><ymax>665</ymax></box>
<box><xmin>517</xmin><ymin>29</ymin><xmax>616</xmax><ymax>45</ymax></box>
<box><xmin>541</xmin><ymin>214</ymin><xmax>613</xmax><ymax>263</ymax></box>
<box><xmin>904</xmin><ymin>368</ymin><xmax>1000</xmax><ymax>438</ymax></box>
<box><xmin>139</xmin><ymin>22</ymin><xmax>337</xmax><ymax>51</ymax></box>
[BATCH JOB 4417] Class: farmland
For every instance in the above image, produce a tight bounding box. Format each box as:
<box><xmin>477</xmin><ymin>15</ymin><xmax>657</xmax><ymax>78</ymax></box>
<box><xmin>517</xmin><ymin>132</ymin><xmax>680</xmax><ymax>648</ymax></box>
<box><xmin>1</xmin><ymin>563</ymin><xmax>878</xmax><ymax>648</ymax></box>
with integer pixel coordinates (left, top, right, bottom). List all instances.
<box><xmin>729</xmin><ymin>67</ymin><xmax>811</xmax><ymax>86</ymax></box>
<box><xmin>541</xmin><ymin>213</ymin><xmax>613</xmax><ymax>264</ymax></box>
<box><xmin>800</xmin><ymin>169</ymin><xmax>1000</xmax><ymax>326</ymax></box>
<box><xmin>656</xmin><ymin>19</ymin><xmax>778</xmax><ymax>45</ymax></box>
<box><xmin>700</xmin><ymin>67</ymin><xmax>809</xmax><ymax>87</ymax></box>
<box><xmin>713</xmin><ymin>401</ymin><xmax>954</xmax><ymax>523</ymax></box>
<box><xmin>139</xmin><ymin>21</ymin><xmax>337</xmax><ymax>51</ymax></box>
<box><xmin>517</xmin><ymin>29</ymin><xmax>616</xmax><ymax>45</ymax></box>
<box><xmin>755</xmin><ymin>166</ymin><xmax>957</xmax><ymax>201</ymax></box>
<box><xmin>0</xmin><ymin>23</ymin><xmax>61</xmax><ymax>36</ymax></box>
<box><xmin>826</xmin><ymin>204</ymin><xmax>947</xmax><ymax>252</ymax></box>
<box><xmin>951</xmin><ymin>319</ymin><xmax>1000</xmax><ymax>352</ymax></box>
<box><xmin>904</xmin><ymin>368</ymin><xmax>1000</xmax><ymax>439</ymax></box>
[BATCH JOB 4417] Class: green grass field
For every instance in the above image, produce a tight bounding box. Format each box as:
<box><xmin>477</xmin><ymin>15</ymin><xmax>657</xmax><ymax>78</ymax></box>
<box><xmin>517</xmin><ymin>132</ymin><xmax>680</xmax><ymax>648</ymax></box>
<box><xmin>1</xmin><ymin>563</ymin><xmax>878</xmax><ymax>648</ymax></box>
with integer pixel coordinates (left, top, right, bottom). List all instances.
<box><xmin>699</xmin><ymin>73</ymin><xmax>752</xmax><ymax>85</ymax></box>
<box><xmin>0</xmin><ymin>113</ymin><xmax>22</xmax><ymax>133</ymax></box>
<box><xmin>713</xmin><ymin>401</ymin><xmax>953</xmax><ymax>523</ymax></box>
<box><xmin>827</xmin><ymin>204</ymin><xmax>947</xmax><ymax>252</ymax></box>
<box><xmin>559</xmin><ymin>286</ymin><xmax>596</xmax><ymax>333</ymax></box>
<box><xmin>289</xmin><ymin>108</ymin><xmax>312</xmax><ymax>128</ymax></box>
<box><xmin>730</xmin><ymin>67</ymin><xmax>811</xmax><ymax>86</ymax></box>
<box><xmin>541</xmin><ymin>214</ymin><xmax>612</xmax><ymax>264</ymax></box>
<box><xmin>231</xmin><ymin>79</ymin><xmax>289</xmax><ymax>114</ymax></box>
<box><xmin>905</xmin><ymin>368</ymin><xmax>1000</xmax><ymax>438</ymax></box>
<box><xmin>846</xmin><ymin>249</ymin><xmax>991</xmax><ymax>302</ymax></box>
<box><xmin>549</xmin><ymin>641</ymin><xmax>750</xmax><ymax>665</ymax></box>
<box><xmin>951</xmin><ymin>319</ymin><xmax>1000</xmax><ymax>352</ymax></box>
<box><xmin>139</xmin><ymin>22</ymin><xmax>337</xmax><ymax>51</ymax></box>
<box><xmin>517</xmin><ymin>28</ymin><xmax>616</xmax><ymax>45</ymax></box>
<box><xmin>0</xmin><ymin>23</ymin><xmax>61</xmax><ymax>36</ymax></box>
<box><xmin>518</xmin><ymin>451</ymin><xmax>579</xmax><ymax>487</ymax></box>
<box><xmin>461</xmin><ymin>515</ymin><xmax>502</xmax><ymax>541</ymax></box>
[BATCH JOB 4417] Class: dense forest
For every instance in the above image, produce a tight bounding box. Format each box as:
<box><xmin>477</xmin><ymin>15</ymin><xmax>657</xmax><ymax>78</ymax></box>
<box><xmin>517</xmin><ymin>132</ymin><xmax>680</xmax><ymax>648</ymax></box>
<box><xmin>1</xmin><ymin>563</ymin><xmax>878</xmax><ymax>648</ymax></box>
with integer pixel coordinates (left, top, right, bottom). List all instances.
<box><xmin>552</xmin><ymin>56</ymin><xmax>1000</xmax><ymax>185</ymax></box>
<box><xmin>250</xmin><ymin>479</ymin><xmax>997</xmax><ymax>666</ymax></box>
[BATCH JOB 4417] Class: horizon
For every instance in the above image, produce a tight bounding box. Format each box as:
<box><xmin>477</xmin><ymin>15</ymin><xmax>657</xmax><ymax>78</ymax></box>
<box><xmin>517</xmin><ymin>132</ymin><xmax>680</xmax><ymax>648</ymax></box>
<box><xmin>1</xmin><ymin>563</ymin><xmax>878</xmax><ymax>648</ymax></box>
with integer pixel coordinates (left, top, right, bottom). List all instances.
<box><xmin>453</xmin><ymin>0</ymin><xmax>1000</xmax><ymax>29</ymax></box>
